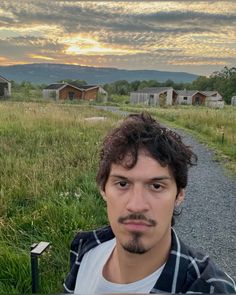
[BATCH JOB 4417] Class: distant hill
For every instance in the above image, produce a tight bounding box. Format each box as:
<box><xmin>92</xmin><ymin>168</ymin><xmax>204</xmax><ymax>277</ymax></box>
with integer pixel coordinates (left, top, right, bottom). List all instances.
<box><xmin>0</xmin><ymin>63</ymin><xmax>198</xmax><ymax>85</ymax></box>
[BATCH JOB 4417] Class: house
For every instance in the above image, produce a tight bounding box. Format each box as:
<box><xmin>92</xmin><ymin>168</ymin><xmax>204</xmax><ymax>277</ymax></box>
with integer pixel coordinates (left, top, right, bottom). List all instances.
<box><xmin>203</xmin><ymin>91</ymin><xmax>224</xmax><ymax>108</ymax></box>
<box><xmin>176</xmin><ymin>90</ymin><xmax>206</xmax><ymax>105</ymax></box>
<box><xmin>79</xmin><ymin>85</ymin><xmax>108</xmax><ymax>101</ymax></box>
<box><xmin>231</xmin><ymin>96</ymin><xmax>236</xmax><ymax>106</ymax></box>
<box><xmin>42</xmin><ymin>83</ymin><xmax>108</xmax><ymax>101</ymax></box>
<box><xmin>43</xmin><ymin>83</ymin><xmax>83</xmax><ymax>100</ymax></box>
<box><xmin>130</xmin><ymin>87</ymin><xmax>223</xmax><ymax>108</ymax></box>
<box><xmin>130</xmin><ymin>87</ymin><xmax>178</xmax><ymax>106</ymax></box>
<box><xmin>177</xmin><ymin>90</ymin><xmax>224</xmax><ymax>108</ymax></box>
<box><xmin>0</xmin><ymin>75</ymin><xmax>11</xmax><ymax>98</ymax></box>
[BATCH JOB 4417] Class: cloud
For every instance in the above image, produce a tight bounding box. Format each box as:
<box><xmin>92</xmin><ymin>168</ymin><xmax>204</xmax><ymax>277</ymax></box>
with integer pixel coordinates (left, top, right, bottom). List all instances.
<box><xmin>0</xmin><ymin>0</ymin><xmax>236</xmax><ymax>75</ymax></box>
<box><xmin>2</xmin><ymin>1</ymin><xmax>236</xmax><ymax>33</ymax></box>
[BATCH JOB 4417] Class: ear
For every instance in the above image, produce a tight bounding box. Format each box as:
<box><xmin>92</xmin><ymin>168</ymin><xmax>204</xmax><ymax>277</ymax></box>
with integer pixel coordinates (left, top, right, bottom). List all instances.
<box><xmin>100</xmin><ymin>190</ymin><xmax>107</xmax><ymax>201</ymax></box>
<box><xmin>175</xmin><ymin>189</ymin><xmax>185</xmax><ymax>207</ymax></box>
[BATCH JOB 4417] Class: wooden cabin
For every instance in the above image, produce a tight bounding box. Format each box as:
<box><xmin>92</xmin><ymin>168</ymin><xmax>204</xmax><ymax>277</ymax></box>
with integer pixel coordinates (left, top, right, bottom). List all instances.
<box><xmin>130</xmin><ymin>87</ymin><xmax>178</xmax><ymax>106</ymax></box>
<box><xmin>43</xmin><ymin>83</ymin><xmax>107</xmax><ymax>101</ymax></box>
<box><xmin>0</xmin><ymin>75</ymin><xmax>11</xmax><ymax>98</ymax></box>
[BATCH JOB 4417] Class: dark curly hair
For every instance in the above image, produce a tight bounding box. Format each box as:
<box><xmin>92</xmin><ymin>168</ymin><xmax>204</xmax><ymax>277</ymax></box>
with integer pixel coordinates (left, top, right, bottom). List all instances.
<box><xmin>96</xmin><ymin>112</ymin><xmax>197</xmax><ymax>225</ymax></box>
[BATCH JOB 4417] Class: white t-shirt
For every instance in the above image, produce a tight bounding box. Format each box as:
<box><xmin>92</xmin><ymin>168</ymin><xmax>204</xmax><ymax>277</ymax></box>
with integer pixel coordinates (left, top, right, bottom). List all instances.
<box><xmin>74</xmin><ymin>238</ymin><xmax>165</xmax><ymax>294</ymax></box>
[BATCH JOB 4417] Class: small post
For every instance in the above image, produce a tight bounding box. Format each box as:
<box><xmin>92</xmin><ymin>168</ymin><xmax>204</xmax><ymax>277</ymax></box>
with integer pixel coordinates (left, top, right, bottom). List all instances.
<box><xmin>221</xmin><ymin>132</ymin><xmax>224</xmax><ymax>144</ymax></box>
<box><xmin>30</xmin><ymin>241</ymin><xmax>50</xmax><ymax>293</ymax></box>
<box><xmin>31</xmin><ymin>249</ymin><xmax>39</xmax><ymax>293</ymax></box>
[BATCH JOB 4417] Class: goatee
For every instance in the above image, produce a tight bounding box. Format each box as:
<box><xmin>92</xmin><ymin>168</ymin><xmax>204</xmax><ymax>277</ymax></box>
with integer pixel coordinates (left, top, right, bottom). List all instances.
<box><xmin>122</xmin><ymin>232</ymin><xmax>147</xmax><ymax>254</ymax></box>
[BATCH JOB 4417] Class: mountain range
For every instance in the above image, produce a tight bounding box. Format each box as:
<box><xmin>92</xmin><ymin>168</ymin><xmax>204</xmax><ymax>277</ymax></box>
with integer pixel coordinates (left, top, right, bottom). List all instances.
<box><xmin>0</xmin><ymin>63</ymin><xmax>198</xmax><ymax>85</ymax></box>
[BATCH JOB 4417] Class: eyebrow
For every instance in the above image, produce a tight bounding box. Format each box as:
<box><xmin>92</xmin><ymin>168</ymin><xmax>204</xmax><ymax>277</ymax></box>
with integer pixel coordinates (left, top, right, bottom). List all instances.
<box><xmin>109</xmin><ymin>174</ymin><xmax>172</xmax><ymax>181</ymax></box>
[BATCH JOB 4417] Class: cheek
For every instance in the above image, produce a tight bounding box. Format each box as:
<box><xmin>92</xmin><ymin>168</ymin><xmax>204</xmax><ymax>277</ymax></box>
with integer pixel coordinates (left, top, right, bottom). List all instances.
<box><xmin>153</xmin><ymin>199</ymin><xmax>176</xmax><ymax>219</ymax></box>
<box><xmin>106</xmin><ymin>199</ymin><xmax>119</xmax><ymax>220</ymax></box>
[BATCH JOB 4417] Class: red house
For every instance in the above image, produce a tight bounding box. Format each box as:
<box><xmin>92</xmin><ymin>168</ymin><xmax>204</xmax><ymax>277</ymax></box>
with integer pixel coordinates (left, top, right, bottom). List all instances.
<box><xmin>43</xmin><ymin>83</ymin><xmax>107</xmax><ymax>101</ymax></box>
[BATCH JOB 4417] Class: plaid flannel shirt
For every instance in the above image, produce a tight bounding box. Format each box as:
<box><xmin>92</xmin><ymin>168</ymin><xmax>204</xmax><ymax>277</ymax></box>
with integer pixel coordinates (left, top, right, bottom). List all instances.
<box><xmin>63</xmin><ymin>226</ymin><xmax>235</xmax><ymax>294</ymax></box>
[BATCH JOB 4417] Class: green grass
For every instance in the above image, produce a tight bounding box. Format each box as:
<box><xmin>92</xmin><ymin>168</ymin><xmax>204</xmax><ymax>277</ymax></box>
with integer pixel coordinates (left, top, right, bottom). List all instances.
<box><xmin>1</xmin><ymin>101</ymin><xmax>235</xmax><ymax>293</ymax></box>
<box><xmin>121</xmin><ymin>105</ymin><xmax>236</xmax><ymax>174</ymax></box>
<box><xmin>10</xmin><ymin>87</ymin><xmax>44</xmax><ymax>102</ymax></box>
<box><xmin>0</xmin><ymin>102</ymin><xmax>121</xmax><ymax>293</ymax></box>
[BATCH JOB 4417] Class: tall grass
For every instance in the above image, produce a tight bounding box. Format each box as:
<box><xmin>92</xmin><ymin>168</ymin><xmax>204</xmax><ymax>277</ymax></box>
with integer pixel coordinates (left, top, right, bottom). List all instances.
<box><xmin>1</xmin><ymin>101</ymin><xmax>235</xmax><ymax>293</ymax></box>
<box><xmin>0</xmin><ymin>102</ymin><xmax>120</xmax><ymax>293</ymax></box>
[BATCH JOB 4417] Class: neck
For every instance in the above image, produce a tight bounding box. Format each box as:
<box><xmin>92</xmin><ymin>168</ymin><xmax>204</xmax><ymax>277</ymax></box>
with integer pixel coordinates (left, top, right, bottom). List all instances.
<box><xmin>103</xmin><ymin>229</ymin><xmax>171</xmax><ymax>284</ymax></box>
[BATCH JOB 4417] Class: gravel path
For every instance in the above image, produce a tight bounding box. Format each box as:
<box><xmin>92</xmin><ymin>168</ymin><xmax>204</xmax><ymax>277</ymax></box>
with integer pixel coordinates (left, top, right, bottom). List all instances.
<box><xmin>95</xmin><ymin>106</ymin><xmax>236</xmax><ymax>279</ymax></box>
<box><xmin>174</xmin><ymin>131</ymin><xmax>236</xmax><ymax>280</ymax></box>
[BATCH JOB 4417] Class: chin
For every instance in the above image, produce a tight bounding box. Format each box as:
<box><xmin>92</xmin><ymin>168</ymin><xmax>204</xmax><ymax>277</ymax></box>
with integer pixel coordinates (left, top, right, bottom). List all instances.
<box><xmin>122</xmin><ymin>232</ymin><xmax>149</xmax><ymax>254</ymax></box>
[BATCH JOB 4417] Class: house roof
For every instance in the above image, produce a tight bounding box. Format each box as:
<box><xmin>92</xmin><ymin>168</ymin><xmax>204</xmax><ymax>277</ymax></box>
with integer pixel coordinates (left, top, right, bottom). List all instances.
<box><xmin>44</xmin><ymin>83</ymin><xmax>102</xmax><ymax>92</ymax></box>
<box><xmin>202</xmin><ymin>91</ymin><xmax>219</xmax><ymax>96</ymax></box>
<box><xmin>176</xmin><ymin>90</ymin><xmax>201</xmax><ymax>96</ymax></box>
<box><xmin>0</xmin><ymin>75</ymin><xmax>10</xmax><ymax>83</ymax></box>
<box><xmin>44</xmin><ymin>83</ymin><xmax>67</xmax><ymax>90</ymax></box>
<box><xmin>44</xmin><ymin>83</ymin><xmax>85</xmax><ymax>92</ymax></box>
<box><xmin>79</xmin><ymin>85</ymin><xmax>99</xmax><ymax>90</ymax></box>
<box><xmin>131</xmin><ymin>87</ymin><xmax>174</xmax><ymax>94</ymax></box>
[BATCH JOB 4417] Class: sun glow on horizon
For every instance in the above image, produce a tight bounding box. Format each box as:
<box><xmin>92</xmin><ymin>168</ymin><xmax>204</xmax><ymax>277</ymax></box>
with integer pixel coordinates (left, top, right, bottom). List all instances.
<box><xmin>28</xmin><ymin>54</ymin><xmax>55</xmax><ymax>61</ymax></box>
<box><xmin>63</xmin><ymin>35</ymin><xmax>143</xmax><ymax>56</ymax></box>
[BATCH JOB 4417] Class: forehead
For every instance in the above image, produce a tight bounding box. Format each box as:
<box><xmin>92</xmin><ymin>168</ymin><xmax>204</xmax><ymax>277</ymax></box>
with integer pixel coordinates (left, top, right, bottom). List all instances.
<box><xmin>110</xmin><ymin>151</ymin><xmax>173</xmax><ymax>179</ymax></box>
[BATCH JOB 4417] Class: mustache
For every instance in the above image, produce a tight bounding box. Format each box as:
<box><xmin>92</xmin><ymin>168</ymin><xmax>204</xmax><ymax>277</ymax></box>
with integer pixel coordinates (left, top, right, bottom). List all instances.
<box><xmin>118</xmin><ymin>213</ymin><xmax>157</xmax><ymax>226</ymax></box>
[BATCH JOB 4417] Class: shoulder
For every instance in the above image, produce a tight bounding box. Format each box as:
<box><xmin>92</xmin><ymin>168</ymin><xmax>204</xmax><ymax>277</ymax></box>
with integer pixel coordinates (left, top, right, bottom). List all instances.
<box><xmin>70</xmin><ymin>225</ymin><xmax>114</xmax><ymax>253</ymax></box>
<box><xmin>63</xmin><ymin>225</ymin><xmax>114</xmax><ymax>293</ymax></box>
<box><xmin>179</xmin><ymin>238</ymin><xmax>236</xmax><ymax>293</ymax></box>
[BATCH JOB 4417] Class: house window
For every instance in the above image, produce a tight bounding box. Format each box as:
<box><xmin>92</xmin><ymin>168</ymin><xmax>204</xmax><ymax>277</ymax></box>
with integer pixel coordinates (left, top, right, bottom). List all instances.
<box><xmin>149</xmin><ymin>94</ymin><xmax>154</xmax><ymax>98</ymax></box>
<box><xmin>183</xmin><ymin>97</ymin><xmax>188</xmax><ymax>100</ymax></box>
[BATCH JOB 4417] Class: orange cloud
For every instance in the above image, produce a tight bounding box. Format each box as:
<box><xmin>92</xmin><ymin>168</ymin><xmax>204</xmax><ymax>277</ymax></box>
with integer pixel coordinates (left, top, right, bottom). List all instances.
<box><xmin>28</xmin><ymin>54</ymin><xmax>55</xmax><ymax>61</ymax></box>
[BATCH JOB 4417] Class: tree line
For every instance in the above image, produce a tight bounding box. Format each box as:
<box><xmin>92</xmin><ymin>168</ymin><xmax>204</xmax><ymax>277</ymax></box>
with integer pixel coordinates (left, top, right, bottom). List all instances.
<box><xmin>103</xmin><ymin>66</ymin><xmax>236</xmax><ymax>104</ymax></box>
<box><xmin>10</xmin><ymin>66</ymin><xmax>236</xmax><ymax>104</ymax></box>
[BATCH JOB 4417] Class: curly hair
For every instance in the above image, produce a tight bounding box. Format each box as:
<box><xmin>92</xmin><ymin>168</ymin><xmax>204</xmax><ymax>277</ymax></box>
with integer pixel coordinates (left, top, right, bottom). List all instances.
<box><xmin>96</xmin><ymin>112</ymin><xmax>197</xmax><ymax>225</ymax></box>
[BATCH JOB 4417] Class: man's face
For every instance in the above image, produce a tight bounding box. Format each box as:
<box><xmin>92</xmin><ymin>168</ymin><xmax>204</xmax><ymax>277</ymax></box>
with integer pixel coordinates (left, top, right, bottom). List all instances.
<box><xmin>101</xmin><ymin>151</ymin><xmax>184</xmax><ymax>255</ymax></box>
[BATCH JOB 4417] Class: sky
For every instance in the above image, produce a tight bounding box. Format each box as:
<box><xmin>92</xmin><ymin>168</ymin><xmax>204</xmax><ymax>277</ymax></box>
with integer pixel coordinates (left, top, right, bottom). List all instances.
<box><xmin>0</xmin><ymin>0</ymin><xmax>236</xmax><ymax>76</ymax></box>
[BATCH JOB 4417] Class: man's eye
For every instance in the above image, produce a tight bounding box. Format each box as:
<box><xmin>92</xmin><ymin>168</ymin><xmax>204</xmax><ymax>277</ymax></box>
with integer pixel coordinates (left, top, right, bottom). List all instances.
<box><xmin>151</xmin><ymin>183</ymin><xmax>162</xmax><ymax>190</ymax></box>
<box><xmin>117</xmin><ymin>181</ymin><xmax>128</xmax><ymax>187</ymax></box>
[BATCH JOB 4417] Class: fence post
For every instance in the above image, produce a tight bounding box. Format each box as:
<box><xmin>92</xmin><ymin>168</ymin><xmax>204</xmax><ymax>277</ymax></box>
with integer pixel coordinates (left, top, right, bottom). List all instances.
<box><xmin>221</xmin><ymin>132</ymin><xmax>224</xmax><ymax>144</ymax></box>
<box><xmin>30</xmin><ymin>241</ymin><xmax>50</xmax><ymax>293</ymax></box>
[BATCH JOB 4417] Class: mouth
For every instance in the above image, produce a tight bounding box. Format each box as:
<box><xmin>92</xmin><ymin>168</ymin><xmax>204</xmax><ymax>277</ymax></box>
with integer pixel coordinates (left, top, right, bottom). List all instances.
<box><xmin>122</xmin><ymin>220</ymin><xmax>154</xmax><ymax>232</ymax></box>
<box><xmin>118</xmin><ymin>213</ymin><xmax>156</xmax><ymax>233</ymax></box>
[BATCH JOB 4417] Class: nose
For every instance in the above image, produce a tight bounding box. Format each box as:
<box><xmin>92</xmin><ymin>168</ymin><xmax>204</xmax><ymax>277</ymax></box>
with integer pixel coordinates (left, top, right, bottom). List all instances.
<box><xmin>126</xmin><ymin>184</ymin><xmax>149</xmax><ymax>213</ymax></box>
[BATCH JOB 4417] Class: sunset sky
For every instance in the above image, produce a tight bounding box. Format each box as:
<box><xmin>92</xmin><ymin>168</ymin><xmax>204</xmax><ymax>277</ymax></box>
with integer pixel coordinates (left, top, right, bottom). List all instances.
<box><xmin>0</xmin><ymin>0</ymin><xmax>236</xmax><ymax>75</ymax></box>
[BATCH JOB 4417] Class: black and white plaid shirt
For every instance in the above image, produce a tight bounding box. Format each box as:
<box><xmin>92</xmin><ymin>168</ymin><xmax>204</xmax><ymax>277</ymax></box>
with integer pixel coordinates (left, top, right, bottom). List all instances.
<box><xmin>63</xmin><ymin>226</ymin><xmax>235</xmax><ymax>294</ymax></box>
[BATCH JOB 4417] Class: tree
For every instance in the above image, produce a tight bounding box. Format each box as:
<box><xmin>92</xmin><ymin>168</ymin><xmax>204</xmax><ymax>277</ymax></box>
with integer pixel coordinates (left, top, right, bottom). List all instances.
<box><xmin>138</xmin><ymin>80</ymin><xmax>149</xmax><ymax>90</ymax></box>
<box><xmin>209</xmin><ymin>66</ymin><xmax>236</xmax><ymax>104</ymax></box>
<box><xmin>190</xmin><ymin>76</ymin><xmax>213</xmax><ymax>91</ymax></box>
<box><xmin>163</xmin><ymin>79</ymin><xmax>175</xmax><ymax>87</ymax></box>
<box><xmin>20</xmin><ymin>81</ymin><xmax>34</xmax><ymax>99</ymax></box>
<box><xmin>130</xmin><ymin>80</ymin><xmax>141</xmax><ymax>91</ymax></box>
<box><xmin>147</xmin><ymin>80</ymin><xmax>160</xmax><ymax>88</ymax></box>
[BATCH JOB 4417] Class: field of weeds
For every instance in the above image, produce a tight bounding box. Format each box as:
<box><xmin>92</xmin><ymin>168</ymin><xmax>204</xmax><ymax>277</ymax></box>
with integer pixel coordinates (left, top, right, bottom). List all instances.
<box><xmin>1</xmin><ymin>101</ymin><xmax>235</xmax><ymax>293</ymax></box>
<box><xmin>0</xmin><ymin>102</ymin><xmax>120</xmax><ymax>293</ymax></box>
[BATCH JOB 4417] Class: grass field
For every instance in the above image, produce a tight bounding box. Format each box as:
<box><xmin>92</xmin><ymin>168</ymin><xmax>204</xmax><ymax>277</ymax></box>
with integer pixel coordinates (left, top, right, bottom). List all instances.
<box><xmin>0</xmin><ymin>101</ymin><xmax>235</xmax><ymax>293</ymax></box>
<box><xmin>0</xmin><ymin>102</ymin><xmax>120</xmax><ymax>293</ymax></box>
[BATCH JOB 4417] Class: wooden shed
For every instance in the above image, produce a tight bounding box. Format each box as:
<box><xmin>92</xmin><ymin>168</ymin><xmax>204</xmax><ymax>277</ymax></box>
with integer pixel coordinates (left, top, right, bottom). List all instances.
<box><xmin>176</xmin><ymin>90</ymin><xmax>206</xmax><ymax>105</ymax></box>
<box><xmin>80</xmin><ymin>85</ymin><xmax>108</xmax><ymax>101</ymax></box>
<box><xmin>130</xmin><ymin>87</ymin><xmax>177</xmax><ymax>106</ymax></box>
<box><xmin>204</xmin><ymin>91</ymin><xmax>224</xmax><ymax>108</ymax></box>
<box><xmin>42</xmin><ymin>83</ymin><xmax>83</xmax><ymax>100</ymax></box>
<box><xmin>0</xmin><ymin>75</ymin><xmax>11</xmax><ymax>98</ymax></box>
<box><xmin>43</xmin><ymin>83</ymin><xmax>108</xmax><ymax>101</ymax></box>
<box><xmin>231</xmin><ymin>96</ymin><xmax>236</xmax><ymax>106</ymax></box>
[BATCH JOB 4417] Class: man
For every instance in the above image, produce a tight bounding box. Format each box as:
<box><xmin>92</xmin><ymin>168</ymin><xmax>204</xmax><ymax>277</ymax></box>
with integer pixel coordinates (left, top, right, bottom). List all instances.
<box><xmin>64</xmin><ymin>112</ymin><xmax>235</xmax><ymax>294</ymax></box>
